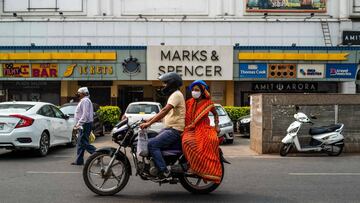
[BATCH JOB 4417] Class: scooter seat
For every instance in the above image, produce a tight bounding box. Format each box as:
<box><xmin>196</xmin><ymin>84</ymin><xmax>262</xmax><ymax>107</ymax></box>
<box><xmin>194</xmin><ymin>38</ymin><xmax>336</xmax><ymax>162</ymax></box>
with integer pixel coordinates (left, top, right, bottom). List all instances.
<box><xmin>161</xmin><ymin>149</ymin><xmax>182</xmax><ymax>156</ymax></box>
<box><xmin>309</xmin><ymin>124</ymin><xmax>342</xmax><ymax>135</ymax></box>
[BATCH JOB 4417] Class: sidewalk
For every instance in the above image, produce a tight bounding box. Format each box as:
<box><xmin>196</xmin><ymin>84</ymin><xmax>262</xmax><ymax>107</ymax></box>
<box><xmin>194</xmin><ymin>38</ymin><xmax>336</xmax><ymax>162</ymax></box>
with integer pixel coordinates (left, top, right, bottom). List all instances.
<box><xmin>221</xmin><ymin>134</ymin><xmax>258</xmax><ymax>157</ymax></box>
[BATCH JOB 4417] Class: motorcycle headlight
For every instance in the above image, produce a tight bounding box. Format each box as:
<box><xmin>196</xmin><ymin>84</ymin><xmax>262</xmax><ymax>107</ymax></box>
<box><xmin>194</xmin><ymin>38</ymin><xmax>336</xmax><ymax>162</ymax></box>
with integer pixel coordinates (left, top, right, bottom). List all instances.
<box><xmin>240</xmin><ymin>118</ymin><xmax>251</xmax><ymax>124</ymax></box>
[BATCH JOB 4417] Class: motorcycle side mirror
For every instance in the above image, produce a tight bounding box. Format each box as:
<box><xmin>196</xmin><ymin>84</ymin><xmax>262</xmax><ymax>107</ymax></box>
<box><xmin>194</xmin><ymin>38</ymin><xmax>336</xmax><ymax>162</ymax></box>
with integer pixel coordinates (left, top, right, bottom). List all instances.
<box><xmin>295</xmin><ymin>105</ymin><xmax>300</xmax><ymax>112</ymax></box>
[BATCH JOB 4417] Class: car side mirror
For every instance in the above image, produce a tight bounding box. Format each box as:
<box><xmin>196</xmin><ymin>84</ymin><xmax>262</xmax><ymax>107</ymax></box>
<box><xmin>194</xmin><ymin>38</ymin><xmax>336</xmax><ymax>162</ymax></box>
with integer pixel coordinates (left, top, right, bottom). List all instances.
<box><xmin>63</xmin><ymin>114</ymin><xmax>70</xmax><ymax>120</ymax></box>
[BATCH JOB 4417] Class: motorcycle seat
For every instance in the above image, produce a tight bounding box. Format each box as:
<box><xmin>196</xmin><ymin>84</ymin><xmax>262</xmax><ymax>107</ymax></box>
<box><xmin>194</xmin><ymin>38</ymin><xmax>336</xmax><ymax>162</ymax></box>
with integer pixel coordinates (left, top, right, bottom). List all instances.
<box><xmin>309</xmin><ymin>124</ymin><xmax>343</xmax><ymax>135</ymax></box>
<box><xmin>161</xmin><ymin>149</ymin><xmax>182</xmax><ymax>156</ymax></box>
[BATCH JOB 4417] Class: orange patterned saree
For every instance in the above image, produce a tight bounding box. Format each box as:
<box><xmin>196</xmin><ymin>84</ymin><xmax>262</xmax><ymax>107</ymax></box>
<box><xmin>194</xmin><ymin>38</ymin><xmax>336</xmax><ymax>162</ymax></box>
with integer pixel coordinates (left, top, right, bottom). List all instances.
<box><xmin>182</xmin><ymin>98</ymin><xmax>222</xmax><ymax>183</ymax></box>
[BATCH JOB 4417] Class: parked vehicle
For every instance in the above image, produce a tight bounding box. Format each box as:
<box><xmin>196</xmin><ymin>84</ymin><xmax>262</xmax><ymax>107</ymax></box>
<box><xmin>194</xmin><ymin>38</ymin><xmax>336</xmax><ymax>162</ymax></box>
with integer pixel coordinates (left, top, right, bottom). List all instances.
<box><xmin>280</xmin><ymin>107</ymin><xmax>345</xmax><ymax>157</ymax></box>
<box><xmin>238</xmin><ymin>115</ymin><xmax>251</xmax><ymax>137</ymax></box>
<box><xmin>209</xmin><ymin>104</ymin><xmax>234</xmax><ymax>144</ymax></box>
<box><xmin>122</xmin><ymin>102</ymin><xmax>164</xmax><ymax>133</ymax></box>
<box><xmin>0</xmin><ymin>102</ymin><xmax>76</xmax><ymax>156</ymax></box>
<box><xmin>82</xmin><ymin>118</ymin><xmax>230</xmax><ymax>196</ymax></box>
<box><xmin>60</xmin><ymin>102</ymin><xmax>104</xmax><ymax>137</ymax></box>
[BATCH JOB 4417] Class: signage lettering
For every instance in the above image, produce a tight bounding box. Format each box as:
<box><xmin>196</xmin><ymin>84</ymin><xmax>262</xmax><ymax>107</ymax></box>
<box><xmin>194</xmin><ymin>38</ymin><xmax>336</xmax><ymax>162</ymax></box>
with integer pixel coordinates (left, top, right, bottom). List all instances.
<box><xmin>2</xmin><ymin>64</ymin><xmax>30</xmax><ymax>77</ymax></box>
<box><xmin>32</xmin><ymin>64</ymin><xmax>58</xmax><ymax>78</ymax></box>
<box><xmin>147</xmin><ymin>46</ymin><xmax>233</xmax><ymax>81</ymax></box>
<box><xmin>63</xmin><ymin>64</ymin><xmax>113</xmax><ymax>77</ymax></box>
<box><xmin>158</xmin><ymin>65</ymin><xmax>222</xmax><ymax>77</ymax></box>
<box><xmin>343</xmin><ymin>31</ymin><xmax>360</xmax><ymax>45</ymax></box>
<box><xmin>78</xmin><ymin>65</ymin><xmax>113</xmax><ymax>75</ymax></box>
<box><xmin>326</xmin><ymin>64</ymin><xmax>357</xmax><ymax>79</ymax></box>
<box><xmin>239</xmin><ymin>64</ymin><xmax>267</xmax><ymax>78</ymax></box>
<box><xmin>252</xmin><ymin>82</ymin><xmax>318</xmax><ymax>92</ymax></box>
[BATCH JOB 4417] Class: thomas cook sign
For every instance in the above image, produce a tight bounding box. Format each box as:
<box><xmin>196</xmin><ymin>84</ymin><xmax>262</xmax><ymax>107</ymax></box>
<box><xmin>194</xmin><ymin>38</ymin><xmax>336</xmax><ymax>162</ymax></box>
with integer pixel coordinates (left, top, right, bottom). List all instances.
<box><xmin>147</xmin><ymin>46</ymin><xmax>233</xmax><ymax>80</ymax></box>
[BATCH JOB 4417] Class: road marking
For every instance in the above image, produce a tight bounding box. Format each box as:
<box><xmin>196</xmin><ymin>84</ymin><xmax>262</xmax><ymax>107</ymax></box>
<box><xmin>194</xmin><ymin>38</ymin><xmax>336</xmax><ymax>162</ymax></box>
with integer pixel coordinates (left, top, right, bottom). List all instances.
<box><xmin>289</xmin><ymin>173</ymin><xmax>360</xmax><ymax>176</ymax></box>
<box><xmin>26</xmin><ymin>171</ymin><xmax>81</xmax><ymax>174</ymax></box>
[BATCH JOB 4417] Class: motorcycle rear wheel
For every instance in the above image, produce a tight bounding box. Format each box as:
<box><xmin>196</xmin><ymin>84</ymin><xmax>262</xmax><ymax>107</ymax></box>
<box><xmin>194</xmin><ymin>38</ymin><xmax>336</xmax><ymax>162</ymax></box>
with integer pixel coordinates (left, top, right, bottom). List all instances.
<box><xmin>83</xmin><ymin>151</ymin><xmax>130</xmax><ymax>196</ymax></box>
<box><xmin>325</xmin><ymin>145</ymin><xmax>344</xmax><ymax>156</ymax></box>
<box><xmin>179</xmin><ymin>162</ymin><xmax>224</xmax><ymax>194</ymax></box>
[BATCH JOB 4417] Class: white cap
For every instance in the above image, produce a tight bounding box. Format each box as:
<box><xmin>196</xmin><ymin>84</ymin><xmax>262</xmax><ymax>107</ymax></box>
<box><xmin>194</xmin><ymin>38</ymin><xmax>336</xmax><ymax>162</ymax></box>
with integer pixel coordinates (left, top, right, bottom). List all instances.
<box><xmin>77</xmin><ymin>87</ymin><xmax>89</xmax><ymax>95</ymax></box>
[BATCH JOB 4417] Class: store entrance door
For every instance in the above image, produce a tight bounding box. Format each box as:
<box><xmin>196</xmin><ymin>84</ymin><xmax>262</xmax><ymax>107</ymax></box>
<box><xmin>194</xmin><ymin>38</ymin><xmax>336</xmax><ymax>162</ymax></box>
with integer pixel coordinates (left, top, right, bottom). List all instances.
<box><xmin>88</xmin><ymin>87</ymin><xmax>111</xmax><ymax>106</ymax></box>
<box><xmin>118</xmin><ymin>86</ymin><xmax>144</xmax><ymax>114</ymax></box>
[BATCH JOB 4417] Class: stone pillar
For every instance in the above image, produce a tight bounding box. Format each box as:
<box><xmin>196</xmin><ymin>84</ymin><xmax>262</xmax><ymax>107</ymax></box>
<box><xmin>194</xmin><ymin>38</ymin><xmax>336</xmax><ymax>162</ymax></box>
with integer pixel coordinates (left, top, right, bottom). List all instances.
<box><xmin>340</xmin><ymin>81</ymin><xmax>356</xmax><ymax>94</ymax></box>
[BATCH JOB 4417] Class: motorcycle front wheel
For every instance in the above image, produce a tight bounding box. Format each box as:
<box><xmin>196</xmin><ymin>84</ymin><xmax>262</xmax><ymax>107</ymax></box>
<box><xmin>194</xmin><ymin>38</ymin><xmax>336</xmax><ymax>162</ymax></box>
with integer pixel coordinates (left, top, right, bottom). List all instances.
<box><xmin>179</xmin><ymin>162</ymin><xmax>224</xmax><ymax>194</ymax></box>
<box><xmin>83</xmin><ymin>151</ymin><xmax>130</xmax><ymax>196</ymax></box>
<box><xmin>280</xmin><ymin>143</ymin><xmax>292</xmax><ymax>157</ymax></box>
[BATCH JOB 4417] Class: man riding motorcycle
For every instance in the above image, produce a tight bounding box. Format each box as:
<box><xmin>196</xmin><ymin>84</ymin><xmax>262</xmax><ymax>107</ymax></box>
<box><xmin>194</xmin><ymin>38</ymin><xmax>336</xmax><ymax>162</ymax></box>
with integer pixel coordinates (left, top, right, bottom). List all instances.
<box><xmin>139</xmin><ymin>72</ymin><xmax>185</xmax><ymax>179</ymax></box>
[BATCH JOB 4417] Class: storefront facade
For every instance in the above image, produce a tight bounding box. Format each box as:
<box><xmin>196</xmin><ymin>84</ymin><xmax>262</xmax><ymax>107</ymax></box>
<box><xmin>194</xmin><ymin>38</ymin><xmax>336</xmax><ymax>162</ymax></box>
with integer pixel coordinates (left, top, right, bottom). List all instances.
<box><xmin>0</xmin><ymin>45</ymin><xmax>235</xmax><ymax>110</ymax></box>
<box><xmin>147</xmin><ymin>46</ymin><xmax>234</xmax><ymax>106</ymax></box>
<box><xmin>233</xmin><ymin>46</ymin><xmax>360</xmax><ymax>106</ymax></box>
<box><xmin>0</xmin><ymin>46</ymin><xmax>147</xmax><ymax>110</ymax></box>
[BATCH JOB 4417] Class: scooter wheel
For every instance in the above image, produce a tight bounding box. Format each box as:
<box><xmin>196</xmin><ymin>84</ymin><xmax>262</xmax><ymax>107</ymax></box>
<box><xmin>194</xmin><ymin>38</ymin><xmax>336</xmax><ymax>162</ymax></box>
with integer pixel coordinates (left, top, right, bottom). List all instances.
<box><xmin>280</xmin><ymin>143</ymin><xmax>292</xmax><ymax>157</ymax></box>
<box><xmin>325</xmin><ymin>145</ymin><xmax>344</xmax><ymax>156</ymax></box>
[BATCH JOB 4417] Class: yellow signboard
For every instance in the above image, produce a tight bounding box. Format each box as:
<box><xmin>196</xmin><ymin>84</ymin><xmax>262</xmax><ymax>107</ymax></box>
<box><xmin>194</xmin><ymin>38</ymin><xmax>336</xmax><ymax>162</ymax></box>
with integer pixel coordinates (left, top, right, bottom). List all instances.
<box><xmin>0</xmin><ymin>52</ymin><xmax>116</xmax><ymax>61</ymax></box>
<box><xmin>2</xmin><ymin>63</ymin><xmax>30</xmax><ymax>77</ymax></box>
<box><xmin>238</xmin><ymin>53</ymin><xmax>348</xmax><ymax>61</ymax></box>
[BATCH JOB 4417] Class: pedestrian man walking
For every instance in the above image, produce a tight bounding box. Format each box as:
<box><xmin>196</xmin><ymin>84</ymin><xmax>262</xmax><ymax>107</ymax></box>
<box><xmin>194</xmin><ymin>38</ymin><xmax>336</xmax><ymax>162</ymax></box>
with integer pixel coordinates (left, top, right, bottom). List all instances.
<box><xmin>71</xmin><ymin>87</ymin><xmax>96</xmax><ymax>165</ymax></box>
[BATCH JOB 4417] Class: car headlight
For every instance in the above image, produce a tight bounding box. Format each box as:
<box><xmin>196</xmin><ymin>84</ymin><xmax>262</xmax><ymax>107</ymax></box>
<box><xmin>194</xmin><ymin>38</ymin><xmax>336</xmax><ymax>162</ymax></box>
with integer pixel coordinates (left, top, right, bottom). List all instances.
<box><xmin>240</xmin><ymin>118</ymin><xmax>251</xmax><ymax>124</ymax></box>
<box><xmin>219</xmin><ymin>122</ymin><xmax>232</xmax><ymax>128</ymax></box>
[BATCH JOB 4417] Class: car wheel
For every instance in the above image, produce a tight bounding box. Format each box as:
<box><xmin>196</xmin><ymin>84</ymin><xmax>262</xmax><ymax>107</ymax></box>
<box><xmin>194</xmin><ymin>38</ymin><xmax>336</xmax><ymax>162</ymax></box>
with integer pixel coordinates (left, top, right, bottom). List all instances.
<box><xmin>36</xmin><ymin>132</ymin><xmax>50</xmax><ymax>157</ymax></box>
<box><xmin>67</xmin><ymin>130</ymin><xmax>77</xmax><ymax>148</ymax></box>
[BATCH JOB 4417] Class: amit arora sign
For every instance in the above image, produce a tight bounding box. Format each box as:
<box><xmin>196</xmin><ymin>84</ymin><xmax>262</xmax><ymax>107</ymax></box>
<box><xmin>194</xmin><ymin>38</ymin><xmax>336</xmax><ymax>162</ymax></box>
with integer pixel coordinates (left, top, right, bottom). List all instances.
<box><xmin>147</xmin><ymin>46</ymin><xmax>233</xmax><ymax>80</ymax></box>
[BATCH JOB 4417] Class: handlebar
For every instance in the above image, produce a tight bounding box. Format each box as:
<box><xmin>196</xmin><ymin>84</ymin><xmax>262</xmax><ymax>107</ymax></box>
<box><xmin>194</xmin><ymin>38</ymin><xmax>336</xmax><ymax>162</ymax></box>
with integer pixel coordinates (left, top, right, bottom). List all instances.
<box><xmin>129</xmin><ymin>119</ymin><xmax>145</xmax><ymax>129</ymax></box>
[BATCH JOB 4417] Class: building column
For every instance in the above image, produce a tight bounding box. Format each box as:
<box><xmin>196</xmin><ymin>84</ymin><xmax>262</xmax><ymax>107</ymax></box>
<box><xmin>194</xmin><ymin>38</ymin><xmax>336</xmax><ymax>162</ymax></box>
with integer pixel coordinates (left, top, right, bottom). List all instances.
<box><xmin>111</xmin><ymin>84</ymin><xmax>118</xmax><ymax>106</ymax></box>
<box><xmin>225</xmin><ymin>81</ymin><xmax>234</xmax><ymax>106</ymax></box>
<box><xmin>60</xmin><ymin>81</ymin><xmax>69</xmax><ymax>105</ymax></box>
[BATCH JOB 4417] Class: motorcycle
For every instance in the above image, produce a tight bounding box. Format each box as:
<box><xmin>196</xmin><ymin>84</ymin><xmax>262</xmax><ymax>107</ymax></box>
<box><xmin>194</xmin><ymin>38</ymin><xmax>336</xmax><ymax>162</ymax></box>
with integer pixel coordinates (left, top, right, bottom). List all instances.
<box><xmin>82</xmin><ymin>118</ymin><xmax>230</xmax><ymax>196</ymax></box>
<box><xmin>280</xmin><ymin>107</ymin><xmax>345</xmax><ymax>157</ymax></box>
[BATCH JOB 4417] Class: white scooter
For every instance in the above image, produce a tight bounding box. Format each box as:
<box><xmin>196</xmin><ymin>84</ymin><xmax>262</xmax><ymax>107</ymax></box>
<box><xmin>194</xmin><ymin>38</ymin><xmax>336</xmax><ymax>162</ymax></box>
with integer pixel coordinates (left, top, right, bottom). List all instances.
<box><xmin>280</xmin><ymin>108</ymin><xmax>345</xmax><ymax>157</ymax></box>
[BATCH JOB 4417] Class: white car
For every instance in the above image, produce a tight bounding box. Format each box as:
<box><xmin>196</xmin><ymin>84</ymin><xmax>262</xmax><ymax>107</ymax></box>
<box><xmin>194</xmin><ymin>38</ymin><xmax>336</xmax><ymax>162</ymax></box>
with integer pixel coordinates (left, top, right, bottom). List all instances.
<box><xmin>0</xmin><ymin>102</ymin><xmax>76</xmax><ymax>156</ymax></box>
<box><xmin>209</xmin><ymin>104</ymin><xmax>234</xmax><ymax>144</ymax></box>
<box><xmin>122</xmin><ymin>102</ymin><xmax>164</xmax><ymax>133</ymax></box>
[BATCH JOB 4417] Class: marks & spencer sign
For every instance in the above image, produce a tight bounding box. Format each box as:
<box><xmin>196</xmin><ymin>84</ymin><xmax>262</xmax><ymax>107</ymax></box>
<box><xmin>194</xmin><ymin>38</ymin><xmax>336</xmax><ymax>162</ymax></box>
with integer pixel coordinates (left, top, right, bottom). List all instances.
<box><xmin>147</xmin><ymin>46</ymin><xmax>233</xmax><ymax>80</ymax></box>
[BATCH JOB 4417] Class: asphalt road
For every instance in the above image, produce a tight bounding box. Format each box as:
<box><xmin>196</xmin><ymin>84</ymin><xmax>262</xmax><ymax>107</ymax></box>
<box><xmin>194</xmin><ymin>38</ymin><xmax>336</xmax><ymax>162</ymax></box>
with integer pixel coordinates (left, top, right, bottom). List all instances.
<box><xmin>1</xmin><ymin>136</ymin><xmax>360</xmax><ymax>203</ymax></box>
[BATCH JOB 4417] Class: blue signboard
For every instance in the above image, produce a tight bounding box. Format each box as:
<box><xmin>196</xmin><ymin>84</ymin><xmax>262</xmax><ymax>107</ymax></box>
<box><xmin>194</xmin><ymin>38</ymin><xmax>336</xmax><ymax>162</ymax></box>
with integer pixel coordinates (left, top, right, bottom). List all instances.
<box><xmin>239</xmin><ymin>63</ymin><xmax>267</xmax><ymax>78</ymax></box>
<box><xmin>325</xmin><ymin>64</ymin><xmax>358</xmax><ymax>79</ymax></box>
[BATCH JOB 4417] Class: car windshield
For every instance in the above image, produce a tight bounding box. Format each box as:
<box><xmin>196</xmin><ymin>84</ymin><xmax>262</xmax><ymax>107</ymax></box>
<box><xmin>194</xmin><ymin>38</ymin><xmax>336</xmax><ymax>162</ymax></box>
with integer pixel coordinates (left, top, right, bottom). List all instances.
<box><xmin>0</xmin><ymin>104</ymin><xmax>34</xmax><ymax>113</ymax></box>
<box><xmin>126</xmin><ymin>104</ymin><xmax>160</xmax><ymax>114</ymax></box>
<box><xmin>209</xmin><ymin>106</ymin><xmax>227</xmax><ymax>116</ymax></box>
<box><xmin>60</xmin><ymin>105</ymin><xmax>76</xmax><ymax>115</ymax></box>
